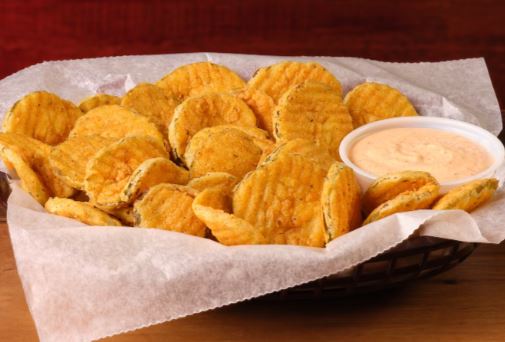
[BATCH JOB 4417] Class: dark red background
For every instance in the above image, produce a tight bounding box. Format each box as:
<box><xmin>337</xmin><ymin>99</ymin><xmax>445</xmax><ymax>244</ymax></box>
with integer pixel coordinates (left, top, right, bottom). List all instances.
<box><xmin>0</xmin><ymin>0</ymin><xmax>503</xmax><ymax>107</ymax></box>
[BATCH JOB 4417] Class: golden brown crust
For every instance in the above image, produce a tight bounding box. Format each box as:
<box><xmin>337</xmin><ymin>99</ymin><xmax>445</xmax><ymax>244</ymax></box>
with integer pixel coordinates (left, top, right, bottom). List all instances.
<box><xmin>78</xmin><ymin>94</ymin><xmax>121</xmax><ymax>113</ymax></box>
<box><xmin>134</xmin><ymin>184</ymin><xmax>205</xmax><ymax>237</ymax></box>
<box><xmin>233</xmin><ymin>152</ymin><xmax>327</xmax><ymax>247</ymax></box>
<box><xmin>321</xmin><ymin>162</ymin><xmax>362</xmax><ymax>242</ymax></box>
<box><xmin>69</xmin><ymin>105</ymin><xmax>164</xmax><ymax>145</ymax></box>
<box><xmin>273</xmin><ymin>81</ymin><xmax>353</xmax><ymax>160</ymax></box>
<box><xmin>121</xmin><ymin>83</ymin><xmax>180</xmax><ymax>132</ymax></box>
<box><xmin>168</xmin><ymin>92</ymin><xmax>256</xmax><ymax>162</ymax></box>
<box><xmin>432</xmin><ymin>178</ymin><xmax>498</xmax><ymax>212</ymax></box>
<box><xmin>84</xmin><ymin>136</ymin><xmax>168</xmax><ymax>209</ymax></box>
<box><xmin>344</xmin><ymin>82</ymin><xmax>417</xmax><ymax>127</ymax></box>
<box><xmin>45</xmin><ymin>197</ymin><xmax>122</xmax><ymax>226</ymax></box>
<box><xmin>157</xmin><ymin>62</ymin><xmax>245</xmax><ymax>100</ymax></box>
<box><xmin>3</xmin><ymin>91</ymin><xmax>82</xmax><ymax>145</ymax></box>
<box><xmin>248</xmin><ymin>61</ymin><xmax>342</xmax><ymax>103</ymax></box>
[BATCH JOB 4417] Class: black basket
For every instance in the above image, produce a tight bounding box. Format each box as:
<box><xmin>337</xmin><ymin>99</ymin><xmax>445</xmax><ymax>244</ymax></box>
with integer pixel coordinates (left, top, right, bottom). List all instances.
<box><xmin>262</xmin><ymin>237</ymin><xmax>477</xmax><ymax>300</ymax></box>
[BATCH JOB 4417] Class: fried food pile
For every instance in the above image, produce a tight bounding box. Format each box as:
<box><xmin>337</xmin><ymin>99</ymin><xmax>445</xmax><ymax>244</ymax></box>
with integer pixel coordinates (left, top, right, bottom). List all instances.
<box><xmin>0</xmin><ymin>61</ymin><xmax>497</xmax><ymax>247</ymax></box>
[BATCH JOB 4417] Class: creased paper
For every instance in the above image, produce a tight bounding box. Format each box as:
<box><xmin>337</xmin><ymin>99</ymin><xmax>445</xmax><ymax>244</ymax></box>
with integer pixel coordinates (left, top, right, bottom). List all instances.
<box><xmin>1</xmin><ymin>53</ymin><xmax>503</xmax><ymax>342</ymax></box>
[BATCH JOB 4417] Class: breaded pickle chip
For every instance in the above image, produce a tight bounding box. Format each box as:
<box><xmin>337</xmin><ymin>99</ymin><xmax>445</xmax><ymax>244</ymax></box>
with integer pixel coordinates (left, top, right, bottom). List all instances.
<box><xmin>363</xmin><ymin>171</ymin><xmax>438</xmax><ymax>215</ymax></box>
<box><xmin>98</xmin><ymin>205</ymin><xmax>135</xmax><ymax>226</ymax></box>
<box><xmin>157</xmin><ymin>62</ymin><xmax>246</xmax><ymax>100</ymax></box>
<box><xmin>273</xmin><ymin>81</ymin><xmax>353</xmax><ymax>160</ymax></box>
<box><xmin>321</xmin><ymin>162</ymin><xmax>362</xmax><ymax>242</ymax></box>
<box><xmin>233</xmin><ymin>152</ymin><xmax>327</xmax><ymax>247</ymax></box>
<box><xmin>248</xmin><ymin>61</ymin><xmax>342</xmax><ymax>103</ymax></box>
<box><xmin>0</xmin><ymin>147</ymin><xmax>49</xmax><ymax>204</ymax></box>
<box><xmin>2</xmin><ymin>91</ymin><xmax>82</xmax><ymax>145</ymax></box>
<box><xmin>212</xmin><ymin>124</ymin><xmax>270</xmax><ymax>142</ymax></box>
<box><xmin>259</xmin><ymin>138</ymin><xmax>335</xmax><ymax>170</ymax></box>
<box><xmin>84</xmin><ymin>136</ymin><xmax>168</xmax><ymax>209</ymax></box>
<box><xmin>0</xmin><ymin>132</ymin><xmax>50</xmax><ymax>171</ymax></box>
<box><xmin>193</xmin><ymin>187</ymin><xmax>266</xmax><ymax>245</ymax></box>
<box><xmin>121</xmin><ymin>157</ymin><xmax>189</xmax><ymax>203</ymax></box>
<box><xmin>0</xmin><ymin>133</ymin><xmax>74</xmax><ymax>198</ymax></box>
<box><xmin>344</xmin><ymin>82</ymin><xmax>417</xmax><ymax>127</ymax></box>
<box><xmin>364</xmin><ymin>183</ymin><xmax>440</xmax><ymax>225</ymax></box>
<box><xmin>134</xmin><ymin>184</ymin><xmax>205</xmax><ymax>237</ymax></box>
<box><xmin>432</xmin><ymin>178</ymin><xmax>498</xmax><ymax>212</ymax></box>
<box><xmin>208</xmin><ymin>124</ymin><xmax>273</xmax><ymax>152</ymax></box>
<box><xmin>49</xmin><ymin>135</ymin><xmax>114</xmax><ymax>190</ymax></box>
<box><xmin>184</xmin><ymin>126</ymin><xmax>263</xmax><ymax>179</ymax></box>
<box><xmin>187</xmin><ymin>172</ymin><xmax>238</xmax><ymax>192</ymax></box>
<box><xmin>78</xmin><ymin>94</ymin><xmax>121</xmax><ymax>113</ymax></box>
<box><xmin>121</xmin><ymin>83</ymin><xmax>180</xmax><ymax>132</ymax></box>
<box><xmin>45</xmin><ymin>197</ymin><xmax>121</xmax><ymax>226</ymax></box>
<box><xmin>29</xmin><ymin>149</ymin><xmax>75</xmax><ymax>199</ymax></box>
<box><xmin>0</xmin><ymin>132</ymin><xmax>50</xmax><ymax>161</ymax></box>
<box><xmin>69</xmin><ymin>105</ymin><xmax>164</xmax><ymax>145</ymax></box>
<box><xmin>168</xmin><ymin>93</ymin><xmax>256</xmax><ymax>162</ymax></box>
<box><xmin>233</xmin><ymin>88</ymin><xmax>275</xmax><ymax>135</ymax></box>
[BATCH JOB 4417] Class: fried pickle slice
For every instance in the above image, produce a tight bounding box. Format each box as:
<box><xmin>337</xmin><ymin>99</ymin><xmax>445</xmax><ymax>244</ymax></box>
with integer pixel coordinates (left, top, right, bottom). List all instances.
<box><xmin>233</xmin><ymin>152</ymin><xmax>327</xmax><ymax>247</ymax></box>
<box><xmin>343</xmin><ymin>82</ymin><xmax>417</xmax><ymax>127</ymax></box>
<box><xmin>45</xmin><ymin>197</ymin><xmax>122</xmax><ymax>226</ymax></box>
<box><xmin>0</xmin><ymin>147</ymin><xmax>49</xmax><ymax>205</ymax></box>
<box><xmin>157</xmin><ymin>62</ymin><xmax>246</xmax><ymax>100</ymax></box>
<box><xmin>184</xmin><ymin>126</ymin><xmax>263</xmax><ymax>179</ymax></box>
<box><xmin>187</xmin><ymin>172</ymin><xmax>238</xmax><ymax>192</ymax></box>
<box><xmin>29</xmin><ymin>150</ymin><xmax>75</xmax><ymax>199</ymax></box>
<box><xmin>248</xmin><ymin>61</ymin><xmax>342</xmax><ymax>103</ymax></box>
<box><xmin>0</xmin><ymin>132</ymin><xmax>74</xmax><ymax>198</ymax></box>
<box><xmin>84</xmin><ymin>136</ymin><xmax>168</xmax><ymax>209</ymax></box>
<box><xmin>0</xmin><ymin>132</ymin><xmax>50</xmax><ymax>171</ymax></box>
<box><xmin>193</xmin><ymin>186</ymin><xmax>266</xmax><ymax>245</ymax></box>
<box><xmin>363</xmin><ymin>183</ymin><xmax>440</xmax><ymax>225</ymax></box>
<box><xmin>321</xmin><ymin>162</ymin><xmax>362</xmax><ymax>242</ymax></box>
<box><xmin>69</xmin><ymin>105</ymin><xmax>164</xmax><ymax>145</ymax></box>
<box><xmin>232</xmin><ymin>87</ymin><xmax>275</xmax><ymax>135</ymax></box>
<box><xmin>0</xmin><ymin>132</ymin><xmax>50</xmax><ymax>161</ymax></box>
<box><xmin>273</xmin><ymin>81</ymin><xmax>353</xmax><ymax>160</ymax></box>
<box><xmin>168</xmin><ymin>92</ymin><xmax>256</xmax><ymax>162</ymax></box>
<box><xmin>98</xmin><ymin>205</ymin><xmax>135</xmax><ymax>226</ymax></box>
<box><xmin>207</xmin><ymin>124</ymin><xmax>273</xmax><ymax>152</ymax></box>
<box><xmin>363</xmin><ymin>171</ymin><xmax>439</xmax><ymax>215</ymax></box>
<box><xmin>49</xmin><ymin>135</ymin><xmax>114</xmax><ymax>190</ymax></box>
<box><xmin>121</xmin><ymin>157</ymin><xmax>189</xmax><ymax>203</ymax></box>
<box><xmin>78</xmin><ymin>94</ymin><xmax>121</xmax><ymax>113</ymax></box>
<box><xmin>121</xmin><ymin>83</ymin><xmax>180</xmax><ymax>132</ymax></box>
<box><xmin>2</xmin><ymin>91</ymin><xmax>82</xmax><ymax>145</ymax></box>
<box><xmin>212</xmin><ymin>124</ymin><xmax>270</xmax><ymax>142</ymax></box>
<box><xmin>260</xmin><ymin>139</ymin><xmax>336</xmax><ymax>170</ymax></box>
<box><xmin>432</xmin><ymin>178</ymin><xmax>499</xmax><ymax>212</ymax></box>
<box><xmin>133</xmin><ymin>183</ymin><xmax>205</xmax><ymax>237</ymax></box>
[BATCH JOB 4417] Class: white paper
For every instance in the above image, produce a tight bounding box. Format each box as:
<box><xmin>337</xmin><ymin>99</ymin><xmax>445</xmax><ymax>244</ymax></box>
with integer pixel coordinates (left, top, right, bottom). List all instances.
<box><xmin>2</xmin><ymin>53</ymin><xmax>504</xmax><ymax>342</ymax></box>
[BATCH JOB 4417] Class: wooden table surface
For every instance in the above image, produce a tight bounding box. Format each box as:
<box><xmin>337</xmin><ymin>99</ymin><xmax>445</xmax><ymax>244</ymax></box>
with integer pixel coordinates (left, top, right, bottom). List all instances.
<box><xmin>1</xmin><ymin>0</ymin><xmax>505</xmax><ymax>341</ymax></box>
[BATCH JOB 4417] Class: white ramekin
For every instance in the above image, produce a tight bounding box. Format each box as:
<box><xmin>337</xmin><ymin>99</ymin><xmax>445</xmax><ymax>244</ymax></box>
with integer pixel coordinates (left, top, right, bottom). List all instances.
<box><xmin>339</xmin><ymin>116</ymin><xmax>505</xmax><ymax>194</ymax></box>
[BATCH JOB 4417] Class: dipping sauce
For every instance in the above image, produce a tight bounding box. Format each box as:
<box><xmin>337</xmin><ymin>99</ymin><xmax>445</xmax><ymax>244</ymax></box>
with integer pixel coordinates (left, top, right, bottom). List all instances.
<box><xmin>350</xmin><ymin>127</ymin><xmax>493</xmax><ymax>182</ymax></box>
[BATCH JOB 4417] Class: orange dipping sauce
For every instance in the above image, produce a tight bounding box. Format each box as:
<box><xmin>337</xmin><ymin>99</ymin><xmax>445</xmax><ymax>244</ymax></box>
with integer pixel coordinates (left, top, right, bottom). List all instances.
<box><xmin>349</xmin><ymin>127</ymin><xmax>493</xmax><ymax>182</ymax></box>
